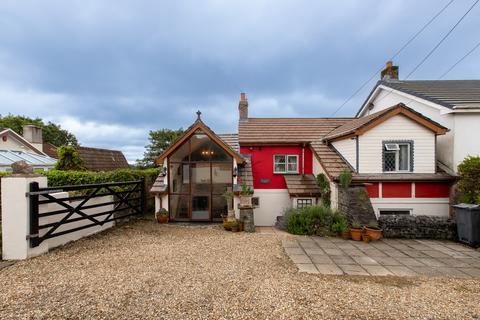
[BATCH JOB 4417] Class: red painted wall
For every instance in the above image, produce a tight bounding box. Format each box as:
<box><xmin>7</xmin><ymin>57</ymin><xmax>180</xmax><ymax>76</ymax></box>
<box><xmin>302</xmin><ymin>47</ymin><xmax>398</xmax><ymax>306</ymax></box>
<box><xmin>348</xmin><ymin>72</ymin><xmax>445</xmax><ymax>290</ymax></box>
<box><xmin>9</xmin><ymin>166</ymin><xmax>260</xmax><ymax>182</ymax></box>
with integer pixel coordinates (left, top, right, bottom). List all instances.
<box><xmin>382</xmin><ymin>182</ymin><xmax>412</xmax><ymax>198</ymax></box>
<box><xmin>415</xmin><ymin>182</ymin><xmax>450</xmax><ymax>198</ymax></box>
<box><xmin>240</xmin><ymin>145</ymin><xmax>312</xmax><ymax>189</ymax></box>
<box><xmin>365</xmin><ymin>183</ymin><xmax>379</xmax><ymax>198</ymax></box>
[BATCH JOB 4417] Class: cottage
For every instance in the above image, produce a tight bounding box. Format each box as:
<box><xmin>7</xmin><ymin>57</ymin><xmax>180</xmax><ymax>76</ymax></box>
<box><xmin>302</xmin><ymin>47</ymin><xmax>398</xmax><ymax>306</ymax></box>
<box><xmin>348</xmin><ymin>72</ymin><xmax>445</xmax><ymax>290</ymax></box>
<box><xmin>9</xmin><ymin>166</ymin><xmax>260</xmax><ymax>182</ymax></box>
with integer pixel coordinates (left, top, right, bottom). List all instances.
<box><xmin>151</xmin><ymin>91</ymin><xmax>456</xmax><ymax>226</ymax></box>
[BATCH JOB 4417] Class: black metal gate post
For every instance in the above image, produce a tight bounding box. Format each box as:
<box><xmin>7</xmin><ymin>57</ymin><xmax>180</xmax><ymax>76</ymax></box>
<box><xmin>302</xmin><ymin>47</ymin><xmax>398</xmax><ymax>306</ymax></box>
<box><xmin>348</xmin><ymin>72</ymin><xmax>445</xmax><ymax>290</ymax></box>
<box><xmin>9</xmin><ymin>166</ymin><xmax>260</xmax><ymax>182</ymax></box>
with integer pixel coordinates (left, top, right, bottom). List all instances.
<box><xmin>29</xmin><ymin>181</ymin><xmax>40</xmax><ymax>247</ymax></box>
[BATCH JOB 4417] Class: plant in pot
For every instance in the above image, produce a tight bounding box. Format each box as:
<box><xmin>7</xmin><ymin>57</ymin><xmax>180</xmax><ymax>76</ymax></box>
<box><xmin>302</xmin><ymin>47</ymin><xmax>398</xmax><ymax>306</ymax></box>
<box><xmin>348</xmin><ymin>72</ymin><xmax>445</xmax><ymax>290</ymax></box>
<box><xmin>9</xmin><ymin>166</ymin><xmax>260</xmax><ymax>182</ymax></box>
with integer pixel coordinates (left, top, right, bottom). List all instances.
<box><xmin>362</xmin><ymin>234</ymin><xmax>371</xmax><ymax>243</ymax></box>
<box><xmin>230</xmin><ymin>220</ymin><xmax>239</xmax><ymax>232</ymax></box>
<box><xmin>155</xmin><ymin>208</ymin><xmax>169</xmax><ymax>224</ymax></box>
<box><xmin>239</xmin><ymin>182</ymin><xmax>253</xmax><ymax>208</ymax></box>
<box><xmin>331</xmin><ymin>210</ymin><xmax>349</xmax><ymax>239</ymax></box>
<box><xmin>365</xmin><ymin>220</ymin><xmax>382</xmax><ymax>241</ymax></box>
<box><xmin>350</xmin><ymin>221</ymin><xmax>363</xmax><ymax>241</ymax></box>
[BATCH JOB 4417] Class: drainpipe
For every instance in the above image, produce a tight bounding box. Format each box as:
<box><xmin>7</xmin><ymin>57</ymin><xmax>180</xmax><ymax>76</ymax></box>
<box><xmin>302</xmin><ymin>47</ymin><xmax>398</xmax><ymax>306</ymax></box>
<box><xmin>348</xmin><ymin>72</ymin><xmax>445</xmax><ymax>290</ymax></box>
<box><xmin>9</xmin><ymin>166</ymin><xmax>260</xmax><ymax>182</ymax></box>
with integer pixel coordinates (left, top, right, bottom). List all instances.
<box><xmin>302</xmin><ymin>144</ymin><xmax>305</xmax><ymax>175</ymax></box>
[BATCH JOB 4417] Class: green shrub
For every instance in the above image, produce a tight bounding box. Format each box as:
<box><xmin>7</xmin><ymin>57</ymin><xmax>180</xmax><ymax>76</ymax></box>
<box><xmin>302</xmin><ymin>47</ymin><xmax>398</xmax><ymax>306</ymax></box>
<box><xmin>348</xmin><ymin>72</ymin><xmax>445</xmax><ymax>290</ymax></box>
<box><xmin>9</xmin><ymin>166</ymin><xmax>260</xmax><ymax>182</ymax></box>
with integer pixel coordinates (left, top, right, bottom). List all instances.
<box><xmin>339</xmin><ymin>169</ymin><xmax>352</xmax><ymax>189</ymax></box>
<box><xmin>286</xmin><ymin>205</ymin><xmax>336</xmax><ymax>236</ymax></box>
<box><xmin>316</xmin><ymin>173</ymin><xmax>331</xmax><ymax>207</ymax></box>
<box><xmin>331</xmin><ymin>210</ymin><xmax>348</xmax><ymax>233</ymax></box>
<box><xmin>54</xmin><ymin>146</ymin><xmax>85</xmax><ymax>171</ymax></box>
<box><xmin>457</xmin><ymin>156</ymin><xmax>480</xmax><ymax>204</ymax></box>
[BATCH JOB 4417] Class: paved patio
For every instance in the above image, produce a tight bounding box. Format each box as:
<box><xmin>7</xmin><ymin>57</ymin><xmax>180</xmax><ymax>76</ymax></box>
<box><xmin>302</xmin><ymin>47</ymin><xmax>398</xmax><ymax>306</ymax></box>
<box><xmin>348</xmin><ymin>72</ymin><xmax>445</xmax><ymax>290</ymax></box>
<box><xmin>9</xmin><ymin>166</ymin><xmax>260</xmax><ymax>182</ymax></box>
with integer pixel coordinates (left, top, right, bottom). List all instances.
<box><xmin>283</xmin><ymin>236</ymin><xmax>480</xmax><ymax>277</ymax></box>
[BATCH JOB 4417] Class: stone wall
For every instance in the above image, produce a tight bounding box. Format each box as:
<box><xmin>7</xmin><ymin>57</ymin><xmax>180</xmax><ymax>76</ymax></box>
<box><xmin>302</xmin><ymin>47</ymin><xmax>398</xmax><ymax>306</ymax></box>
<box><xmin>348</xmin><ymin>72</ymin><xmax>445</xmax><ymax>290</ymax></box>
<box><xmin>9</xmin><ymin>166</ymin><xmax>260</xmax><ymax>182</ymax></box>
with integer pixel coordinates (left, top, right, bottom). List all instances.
<box><xmin>379</xmin><ymin>215</ymin><xmax>457</xmax><ymax>240</ymax></box>
<box><xmin>337</xmin><ymin>185</ymin><xmax>377</xmax><ymax>225</ymax></box>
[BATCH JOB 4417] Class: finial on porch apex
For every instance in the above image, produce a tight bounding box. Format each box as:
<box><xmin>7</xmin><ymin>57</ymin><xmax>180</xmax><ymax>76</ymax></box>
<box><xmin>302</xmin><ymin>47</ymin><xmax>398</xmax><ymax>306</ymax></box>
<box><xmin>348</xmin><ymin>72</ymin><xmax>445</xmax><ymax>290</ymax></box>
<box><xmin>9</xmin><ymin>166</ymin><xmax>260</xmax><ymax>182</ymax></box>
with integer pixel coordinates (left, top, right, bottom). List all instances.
<box><xmin>196</xmin><ymin>110</ymin><xmax>202</xmax><ymax>120</ymax></box>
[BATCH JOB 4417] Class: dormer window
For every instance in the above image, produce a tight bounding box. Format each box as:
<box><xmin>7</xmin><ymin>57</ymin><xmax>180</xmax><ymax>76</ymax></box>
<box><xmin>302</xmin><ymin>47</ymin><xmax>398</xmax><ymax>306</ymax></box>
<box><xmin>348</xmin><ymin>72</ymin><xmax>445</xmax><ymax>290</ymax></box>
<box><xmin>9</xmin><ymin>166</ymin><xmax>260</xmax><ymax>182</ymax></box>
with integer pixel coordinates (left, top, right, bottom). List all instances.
<box><xmin>383</xmin><ymin>141</ymin><xmax>413</xmax><ymax>172</ymax></box>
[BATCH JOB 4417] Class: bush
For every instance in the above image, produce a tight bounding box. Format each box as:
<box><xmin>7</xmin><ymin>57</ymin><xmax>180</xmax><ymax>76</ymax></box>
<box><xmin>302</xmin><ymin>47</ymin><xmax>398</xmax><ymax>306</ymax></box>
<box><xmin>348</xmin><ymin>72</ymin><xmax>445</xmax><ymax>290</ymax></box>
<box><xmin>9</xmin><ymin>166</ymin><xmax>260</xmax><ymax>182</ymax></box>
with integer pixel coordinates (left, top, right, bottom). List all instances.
<box><xmin>286</xmin><ymin>205</ymin><xmax>338</xmax><ymax>236</ymax></box>
<box><xmin>316</xmin><ymin>173</ymin><xmax>331</xmax><ymax>207</ymax></box>
<box><xmin>338</xmin><ymin>169</ymin><xmax>352</xmax><ymax>189</ymax></box>
<box><xmin>54</xmin><ymin>146</ymin><xmax>85</xmax><ymax>171</ymax></box>
<box><xmin>457</xmin><ymin>156</ymin><xmax>480</xmax><ymax>204</ymax></box>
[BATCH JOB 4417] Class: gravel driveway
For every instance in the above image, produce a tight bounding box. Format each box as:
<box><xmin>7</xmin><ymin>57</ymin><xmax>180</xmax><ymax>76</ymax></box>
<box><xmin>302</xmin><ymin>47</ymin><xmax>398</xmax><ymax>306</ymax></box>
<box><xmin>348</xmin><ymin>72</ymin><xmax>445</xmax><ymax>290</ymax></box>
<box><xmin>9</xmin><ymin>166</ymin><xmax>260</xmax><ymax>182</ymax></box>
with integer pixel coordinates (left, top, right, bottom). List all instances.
<box><xmin>1</xmin><ymin>220</ymin><xmax>479</xmax><ymax>320</ymax></box>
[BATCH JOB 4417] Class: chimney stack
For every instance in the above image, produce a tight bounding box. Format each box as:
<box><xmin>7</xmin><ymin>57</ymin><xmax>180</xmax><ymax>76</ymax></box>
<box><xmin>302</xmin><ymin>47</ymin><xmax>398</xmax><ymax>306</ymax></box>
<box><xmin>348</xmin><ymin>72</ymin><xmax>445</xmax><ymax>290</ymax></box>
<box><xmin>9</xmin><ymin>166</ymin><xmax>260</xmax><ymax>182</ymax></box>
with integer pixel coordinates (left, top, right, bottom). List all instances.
<box><xmin>239</xmin><ymin>92</ymin><xmax>248</xmax><ymax>121</ymax></box>
<box><xmin>381</xmin><ymin>60</ymin><xmax>399</xmax><ymax>80</ymax></box>
<box><xmin>22</xmin><ymin>125</ymin><xmax>43</xmax><ymax>152</ymax></box>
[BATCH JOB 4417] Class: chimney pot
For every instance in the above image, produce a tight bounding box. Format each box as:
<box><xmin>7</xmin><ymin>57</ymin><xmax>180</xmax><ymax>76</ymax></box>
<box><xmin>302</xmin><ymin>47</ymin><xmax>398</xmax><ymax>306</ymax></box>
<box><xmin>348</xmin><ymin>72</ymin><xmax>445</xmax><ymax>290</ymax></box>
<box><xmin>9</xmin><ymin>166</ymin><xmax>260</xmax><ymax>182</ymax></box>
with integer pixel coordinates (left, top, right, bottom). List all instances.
<box><xmin>381</xmin><ymin>60</ymin><xmax>398</xmax><ymax>80</ymax></box>
<box><xmin>240</xmin><ymin>92</ymin><xmax>247</xmax><ymax>102</ymax></box>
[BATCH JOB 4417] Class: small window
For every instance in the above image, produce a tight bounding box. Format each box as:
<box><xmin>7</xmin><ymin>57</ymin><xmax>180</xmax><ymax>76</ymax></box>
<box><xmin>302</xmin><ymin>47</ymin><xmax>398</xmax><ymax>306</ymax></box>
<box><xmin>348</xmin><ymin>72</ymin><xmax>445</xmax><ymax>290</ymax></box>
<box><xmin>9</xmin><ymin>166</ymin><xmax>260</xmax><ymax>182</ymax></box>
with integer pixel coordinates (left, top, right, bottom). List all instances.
<box><xmin>252</xmin><ymin>197</ymin><xmax>260</xmax><ymax>207</ymax></box>
<box><xmin>297</xmin><ymin>198</ymin><xmax>313</xmax><ymax>209</ymax></box>
<box><xmin>379</xmin><ymin>209</ymin><xmax>411</xmax><ymax>215</ymax></box>
<box><xmin>274</xmin><ymin>155</ymin><xmax>298</xmax><ymax>174</ymax></box>
<box><xmin>383</xmin><ymin>141</ymin><xmax>412</xmax><ymax>172</ymax></box>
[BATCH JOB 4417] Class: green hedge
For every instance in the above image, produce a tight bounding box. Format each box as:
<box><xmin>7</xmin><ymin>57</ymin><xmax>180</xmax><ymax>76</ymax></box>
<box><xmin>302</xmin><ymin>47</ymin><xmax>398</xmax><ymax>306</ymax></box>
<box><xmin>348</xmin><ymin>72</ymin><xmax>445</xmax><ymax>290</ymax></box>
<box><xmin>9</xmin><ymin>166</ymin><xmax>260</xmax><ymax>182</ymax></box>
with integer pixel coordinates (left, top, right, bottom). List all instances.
<box><xmin>285</xmin><ymin>205</ymin><xmax>347</xmax><ymax>236</ymax></box>
<box><xmin>42</xmin><ymin>168</ymin><xmax>160</xmax><ymax>186</ymax></box>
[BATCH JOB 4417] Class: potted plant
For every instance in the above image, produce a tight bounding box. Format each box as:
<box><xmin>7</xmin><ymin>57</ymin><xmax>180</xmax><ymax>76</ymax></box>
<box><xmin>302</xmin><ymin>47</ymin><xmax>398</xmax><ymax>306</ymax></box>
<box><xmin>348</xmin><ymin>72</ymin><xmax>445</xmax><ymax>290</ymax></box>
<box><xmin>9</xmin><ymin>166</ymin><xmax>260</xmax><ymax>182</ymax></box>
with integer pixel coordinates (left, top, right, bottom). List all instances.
<box><xmin>239</xmin><ymin>182</ymin><xmax>253</xmax><ymax>208</ymax></box>
<box><xmin>155</xmin><ymin>208</ymin><xmax>169</xmax><ymax>224</ymax></box>
<box><xmin>362</xmin><ymin>234</ymin><xmax>371</xmax><ymax>243</ymax></box>
<box><xmin>350</xmin><ymin>221</ymin><xmax>363</xmax><ymax>241</ymax></box>
<box><xmin>365</xmin><ymin>220</ymin><xmax>382</xmax><ymax>241</ymax></box>
<box><xmin>231</xmin><ymin>220</ymin><xmax>239</xmax><ymax>232</ymax></box>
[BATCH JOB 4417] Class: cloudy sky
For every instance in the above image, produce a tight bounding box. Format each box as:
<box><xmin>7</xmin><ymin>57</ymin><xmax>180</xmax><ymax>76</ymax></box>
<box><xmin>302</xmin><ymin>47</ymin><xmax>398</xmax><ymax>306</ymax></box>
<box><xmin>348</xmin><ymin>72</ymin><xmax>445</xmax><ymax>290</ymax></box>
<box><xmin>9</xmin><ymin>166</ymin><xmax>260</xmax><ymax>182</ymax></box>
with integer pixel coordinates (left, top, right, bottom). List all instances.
<box><xmin>0</xmin><ymin>0</ymin><xmax>479</xmax><ymax>162</ymax></box>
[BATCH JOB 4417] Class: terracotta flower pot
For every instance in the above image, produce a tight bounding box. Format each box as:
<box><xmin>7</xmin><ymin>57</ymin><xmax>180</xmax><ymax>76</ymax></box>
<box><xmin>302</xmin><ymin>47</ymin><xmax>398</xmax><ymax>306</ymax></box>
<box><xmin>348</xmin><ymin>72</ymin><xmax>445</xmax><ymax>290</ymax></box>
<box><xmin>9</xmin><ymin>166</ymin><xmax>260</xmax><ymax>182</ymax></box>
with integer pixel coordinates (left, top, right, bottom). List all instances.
<box><xmin>350</xmin><ymin>228</ymin><xmax>363</xmax><ymax>241</ymax></box>
<box><xmin>365</xmin><ymin>227</ymin><xmax>382</xmax><ymax>241</ymax></box>
<box><xmin>341</xmin><ymin>230</ymin><xmax>350</xmax><ymax>240</ymax></box>
<box><xmin>157</xmin><ymin>214</ymin><xmax>168</xmax><ymax>224</ymax></box>
<box><xmin>240</xmin><ymin>195</ymin><xmax>252</xmax><ymax>208</ymax></box>
<box><xmin>362</xmin><ymin>234</ymin><xmax>371</xmax><ymax>243</ymax></box>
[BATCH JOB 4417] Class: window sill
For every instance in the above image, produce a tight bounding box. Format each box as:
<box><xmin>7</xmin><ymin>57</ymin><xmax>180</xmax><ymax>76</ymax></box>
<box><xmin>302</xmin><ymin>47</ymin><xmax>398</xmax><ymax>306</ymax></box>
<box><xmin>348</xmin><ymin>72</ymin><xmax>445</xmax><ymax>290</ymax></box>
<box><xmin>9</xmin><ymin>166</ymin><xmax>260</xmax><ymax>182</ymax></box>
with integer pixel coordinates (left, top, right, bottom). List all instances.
<box><xmin>273</xmin><ymin>172</ymin><xmax>300</xmax><ymax>175</ymax></box>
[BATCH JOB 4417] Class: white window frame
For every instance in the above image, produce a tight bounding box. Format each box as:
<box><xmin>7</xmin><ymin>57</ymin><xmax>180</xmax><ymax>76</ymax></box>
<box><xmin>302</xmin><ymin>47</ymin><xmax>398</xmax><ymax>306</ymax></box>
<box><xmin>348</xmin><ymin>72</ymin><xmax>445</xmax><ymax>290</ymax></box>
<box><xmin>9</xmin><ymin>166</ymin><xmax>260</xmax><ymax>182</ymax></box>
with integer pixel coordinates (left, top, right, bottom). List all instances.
<box><xmin>384</xmin><ymin>143</ymin><xmax>411</xmax><ymax>172</ymax></box>
<box><xmin>273</xmin><ymin>154</ymin><xmax>299</xmax><ymax>174</ymax></box>
<box><xmin>297</xmin><ymin>198</ymin><xmax>313</xmax><ymax>209</ymax></box>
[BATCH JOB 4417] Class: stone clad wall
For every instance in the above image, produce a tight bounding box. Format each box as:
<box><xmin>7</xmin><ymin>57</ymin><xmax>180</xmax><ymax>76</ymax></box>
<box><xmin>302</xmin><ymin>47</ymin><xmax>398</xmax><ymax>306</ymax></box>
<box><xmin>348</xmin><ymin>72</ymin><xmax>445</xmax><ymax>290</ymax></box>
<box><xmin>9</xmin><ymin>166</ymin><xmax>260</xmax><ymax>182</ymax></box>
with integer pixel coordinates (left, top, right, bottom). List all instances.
<box><xmin>337</xmin><ymin>186</ymin><xmax>377</xmax><ymax>225</ymax></box>
<box><xmin>379</xmin><ymin>215</ymin><xmax>457</xmax><ymax>240</ymax></box>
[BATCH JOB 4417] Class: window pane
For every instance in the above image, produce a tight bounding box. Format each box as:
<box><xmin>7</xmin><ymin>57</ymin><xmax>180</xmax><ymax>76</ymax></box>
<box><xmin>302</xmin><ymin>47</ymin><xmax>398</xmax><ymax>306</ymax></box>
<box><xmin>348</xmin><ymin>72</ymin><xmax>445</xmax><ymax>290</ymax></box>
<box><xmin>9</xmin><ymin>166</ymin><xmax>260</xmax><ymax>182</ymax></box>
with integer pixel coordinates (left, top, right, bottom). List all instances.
<box><xmin>169</xmin><ymin>163</ymin><xmax>190</xmax><ymax>193</ymax></box>
<box><xmin>191</xmin><ymin>162</ymin><xmax>211</xmax><ymax>193</ymax></box>
<box><xmin>212</xmin><ymin>195</ymin><xmax>228</xmax><ymax>220</ymax></box>
<box><xmin>190</xmin><ymin>131</ymin><xmax>232</xmax><ymax>162</ymax></box>
<box><xmin>170</xmin><ymin>195</ymin><xmax>189</xmax><ymax>220</ymax></box>
<box><xmin>170</xmin><ymin>141</ymin><xmax>190</xmax><ymax>162</ymax></box>
<box><xmin>274</xmin><ymin>155</ymin><xmax>286</xmax><ymax>164</ymax></box>
<box><xmin>275</xmin><ymin>163</ymin><xmax>286</xmax><ymax>173</ymax></box>
<box><xmin>212</xmin><ymin>162</ymin><xmax>232</xmax><ymax>194</ymax></box>
<box><xmin>192</xmin><ymin>195</ymin><xmax>209</xmax><ymax>220</ymax></box>
<box><xmin>384</xmin><ymin>151</ymin><xmax>396</xmax><ymax>172</ymax></box>
<box><xmin>287</xmin><ymin>155</ymin><xmax>298</xmax><ymax>172</ymax></box>
<box><xmin>399</xmin><ymin>144</ymin><xmax>409</xmax><ymax>171</ymax></box>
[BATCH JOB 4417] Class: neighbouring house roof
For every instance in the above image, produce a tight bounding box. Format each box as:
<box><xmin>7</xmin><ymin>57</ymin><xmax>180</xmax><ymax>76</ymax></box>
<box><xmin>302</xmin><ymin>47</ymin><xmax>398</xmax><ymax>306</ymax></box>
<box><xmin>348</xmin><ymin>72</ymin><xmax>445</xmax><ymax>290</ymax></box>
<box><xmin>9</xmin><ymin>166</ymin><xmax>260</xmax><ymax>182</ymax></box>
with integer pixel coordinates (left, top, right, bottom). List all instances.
<box><xmin>150</xmin><ymin>175</ymin><xmax>167</xmax><ymax>194</ymax></box>
<box><xmin>155</xmin><ymin>115</ymin><xmax>245</xmax><ymax>165</ymax></box>
<box><xmin>76</xmin><ymin>146</ymin><xmax>129</xmax><ymax>171</ymax></box>
<box><xmin>217</xmin><ymin>133</ymin><xmax>239</xmax><ymax>153</ymax></box>
<box><xmin>0</xmin><ymin>150</ymin><xmax>57</xmax><ymax>168</ymax></box>
<box><xmin>43</xmin><ymin>142</ymin><xmax>59</xmax><ymax>159</ymax></box>
<box><xmin>0</xmin><ymin>128</ymin><xmax>46</xmax><ymax>156</ymax></box>
<box><xmin>284</xmin><ymin>174</ymin><xmax>321</xmax><ymax>197</ymax></box>
<box><xmin>324</xmin><ymin>103</ymin><xmax>448</xmax><ymax>142</ymax></box>
<box><xmin>357</xmin><ymin>79</ymin><xmax>480</xmax><ymax>116</ymax></box>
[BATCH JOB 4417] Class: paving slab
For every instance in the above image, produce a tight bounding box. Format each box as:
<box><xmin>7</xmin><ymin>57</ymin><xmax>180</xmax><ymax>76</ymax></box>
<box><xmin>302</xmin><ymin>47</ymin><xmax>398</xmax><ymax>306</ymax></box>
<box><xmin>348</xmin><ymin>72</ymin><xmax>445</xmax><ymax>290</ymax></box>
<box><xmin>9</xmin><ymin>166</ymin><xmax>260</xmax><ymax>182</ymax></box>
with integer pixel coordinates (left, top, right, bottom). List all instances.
<box><xmin>352</xmin><ymin>256</ymin><xmax>379</xmax><ymax>266</ymax></box>
<box><xmin>363</xmin><ymin>265</ymin><xmax>394</xmax><ymax>276</ymax></box>
<box><xmin>372</xmin><ymin>256</ymin><xmax>402</xmax><ymax>266</ymax></box>
<box><xmin>315</xmin><ymin>264</ymin><xmax>344</xmax><ymax>275</ymax></box>
<box><xmin>361</xmin><ymin>248</ymin><xmax>388</xmax><ymax>257</ymax></box>
<box><xmin>304</xmin><ymin>248</ymin><xmax>324</xmax><ymax>255</ymax></box>
<box><xmin>323</xmin><ymin>248</ymin><xmax>344</xmax><ymax>256</ymax></box>
<box><xmin>289</xmin><ymin>254</ymin><xmax>312</xmax><ymax>264</ymax></box>
<box><xmin>386</xmin><ymin>266</ymin><xmax>418</xmax><ymax>277</ymax></box>
<box><xmin>331</xmin><ymin>255</ymin><xmax>356</xmax><ymax>265</ymax></box>
<box><xmin>459</xmin><ymin>268</ymin><xmax>480</xmax><ymax>277</ymax></box>
<box><xmin>435</xmin><ymin>267</ymin><xmax>471</xmax><ymax>278</ymax></box>
<box><xmin>402</xmin><ymin>250</ymin><xmax>429</xmax><ymax>258</ymax></box>
<box><xmin>297</xmin><ymin>263</ymin><xmax>319</xmax><ymax>274</ymax></box>
<box><xmin>384</xmin><ymin>249</ymin><xmax>409</xmax><ymax>258</ymax></box>
<box><xmin>400</xmin><ymin>257</ymin><xmax>426</xmax><ymax>267</ymax></box>
<box><xmin>282</xmin><ymin>240</ymin><xmax>300</xmax><ymax>248</ymax></box>
<box><xmin>299</xmin><ymin>241</ymin><xmax>319</xmax><ymax>249</ymax></box>
<box><xmin>339</xmin><ymin>264</ymin><xmax>369</xmax><ymax>276</ymax></box>
<box><xmin>343</xmin><ymin>248</ymin><xmax>366</xmax><ymax>256</ymax></box>
<box><xmin>409</xmin><ymin>266</ymin><xmax>444</xmax><ymax>277</ymax></box>
<box><xmin>310</xmin><ymin>254</ymin><xmax>334</xmax><ymax>264</ymax></box>
<box><xmin>421</xmin><ymin>250</ymin><xmax>451</xmax><ymax>259</ymax></box>
<box><xmin>284</xmin><ymin>247</ymin><xmax>304</xmax><ymax>255</ymax></box>
<box><xmin>417</xmin><ymin>258</ymin><xmax>446</xmax><ymax>267</ymax></box>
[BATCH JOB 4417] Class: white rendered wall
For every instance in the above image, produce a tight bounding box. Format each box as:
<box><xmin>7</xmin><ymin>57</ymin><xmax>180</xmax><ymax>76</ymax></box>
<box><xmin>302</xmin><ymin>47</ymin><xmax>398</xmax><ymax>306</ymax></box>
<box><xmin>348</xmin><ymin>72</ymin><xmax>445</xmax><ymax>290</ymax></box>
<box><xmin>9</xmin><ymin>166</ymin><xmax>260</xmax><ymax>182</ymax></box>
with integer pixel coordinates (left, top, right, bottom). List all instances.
<box><xmin>453</xmin><ymin>113</ymin><xmax>480</xmax><ymax>169</ymax></box>
<box><xmin>0</xmin><ymin>135</ymin><xmax>34</xmax><ymax>152</ymax></box>
<box><xmin>332</xmin><ymin>138</ymin><xmax>356</xmax><ymax>169</ymax></box>
<box><xmin>253</xmin><ymin>189</ymin><xmax>291</xmax><ymax>226</ymax></box>
<box><xmin>370</xmin><ymin>198</ymin><xmax>449</xmax><ymax>218</ymax></box>
<box><xmin>358</xmin><ymin>114</ymin><xmax>436</xmax><ymax>173</ymax></box>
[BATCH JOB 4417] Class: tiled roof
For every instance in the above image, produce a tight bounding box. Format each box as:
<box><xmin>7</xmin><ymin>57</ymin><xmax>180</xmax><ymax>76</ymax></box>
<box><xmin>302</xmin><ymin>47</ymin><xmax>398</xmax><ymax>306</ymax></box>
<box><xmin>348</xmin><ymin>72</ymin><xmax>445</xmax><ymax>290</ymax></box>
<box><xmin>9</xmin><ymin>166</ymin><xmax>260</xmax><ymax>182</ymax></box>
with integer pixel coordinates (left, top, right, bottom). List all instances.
<box><xmin>310</xmin><ymin>142</ymin><xmax>352</xmax><ymax>179</ymax></box>
<box><xmin>381</xmin><ymin>80</ymin><xmax>480</xmax><ymax>109</ymax></box>
<box><xmin>238</xmin><ymin>118</ymin><xmax>353</xmax><ymax>144</ymax></box>
<box><xmin>284</xmin><ymin>174</ymin><xmax>321</xmax><ymax>197</ymax></box>
<box><xmin>150</xmin><ymin>175</ymin><xmax>167</xmax><ymax>194</ymax></box>
<box><xmin>76</xmin><ymin>146</ymin><xmax>129</xmax><ymax>171</ymax></box>
<box><xmin>217</xmin><ymin>133</ymin><xmax>239</xmax><ymax>153</ymax></box>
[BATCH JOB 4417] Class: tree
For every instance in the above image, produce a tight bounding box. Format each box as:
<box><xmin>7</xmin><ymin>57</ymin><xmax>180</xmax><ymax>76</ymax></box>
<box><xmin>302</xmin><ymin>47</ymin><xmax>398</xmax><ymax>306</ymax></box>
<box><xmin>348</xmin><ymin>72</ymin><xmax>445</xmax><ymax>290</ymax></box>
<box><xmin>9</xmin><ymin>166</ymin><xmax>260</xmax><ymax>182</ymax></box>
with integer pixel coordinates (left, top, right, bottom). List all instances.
<box><xmin>54</xmin><ymin>146</ymin><xmax>85</xmax><ymax>171</ymax></box>
<box><xmin>0</xmin><ymin>114</ymin><xmax>78</xmax><ymax>146</ymax></box>
<box><xmin>136</xmin><ymin>128</ymin><xmax>183</xmax><ymax>168</ymax></box>
<box><xmin>457</xmin><ymin>156</ymin><xmax>480</xmax><ymax>204</ymax></box>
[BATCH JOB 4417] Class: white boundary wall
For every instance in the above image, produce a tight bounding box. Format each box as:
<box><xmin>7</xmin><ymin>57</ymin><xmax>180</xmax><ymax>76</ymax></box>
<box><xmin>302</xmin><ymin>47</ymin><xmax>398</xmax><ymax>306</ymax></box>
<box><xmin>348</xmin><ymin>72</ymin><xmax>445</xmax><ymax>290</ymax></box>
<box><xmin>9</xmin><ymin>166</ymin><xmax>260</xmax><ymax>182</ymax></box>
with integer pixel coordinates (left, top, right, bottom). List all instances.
<box><xmin>2</xmin><ymin>175</ymin><xmax>115</xmax><ymax>260</ymax></box>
